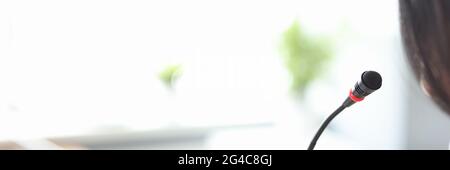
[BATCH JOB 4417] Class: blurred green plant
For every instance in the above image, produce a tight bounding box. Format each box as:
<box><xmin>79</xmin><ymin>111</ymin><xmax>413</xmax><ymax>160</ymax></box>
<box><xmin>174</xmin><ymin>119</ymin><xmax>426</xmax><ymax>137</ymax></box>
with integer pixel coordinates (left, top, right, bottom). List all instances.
<box><xmin>280</xmin><ymin>20</ymin><xmax>333</xmax><ymax>98</ymax></box>
<box><xmin>159</xmin><ymin>64</ymin><xmax>182</xmax><ymax>90</ymax></box>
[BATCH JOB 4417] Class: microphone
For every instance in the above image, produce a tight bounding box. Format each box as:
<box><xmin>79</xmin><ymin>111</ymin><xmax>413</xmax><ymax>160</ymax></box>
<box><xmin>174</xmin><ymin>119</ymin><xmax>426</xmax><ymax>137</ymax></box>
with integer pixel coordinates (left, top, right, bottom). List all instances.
<box><xmin>307</xmin><ymin>71</ymin><xmax>382</xmax><ymax>150</ymax></box>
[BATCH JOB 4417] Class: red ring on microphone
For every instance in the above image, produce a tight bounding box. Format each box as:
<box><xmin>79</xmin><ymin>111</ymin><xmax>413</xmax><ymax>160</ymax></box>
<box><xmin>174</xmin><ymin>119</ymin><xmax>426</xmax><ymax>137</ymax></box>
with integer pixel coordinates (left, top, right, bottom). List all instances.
<box><xmin>349</xmin><ymin>89</ymin><xmax>364</xmax><ymax>102</ymax></box>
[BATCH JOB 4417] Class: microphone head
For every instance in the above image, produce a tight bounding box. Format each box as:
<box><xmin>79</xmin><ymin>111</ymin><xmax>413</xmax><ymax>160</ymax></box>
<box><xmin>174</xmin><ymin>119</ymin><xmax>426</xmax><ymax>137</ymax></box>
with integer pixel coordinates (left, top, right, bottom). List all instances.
<box><xmin>354</xmin><ymin>71</ymin><xmax>382</xmax><ymax>96</ymax></box>
<box><xmin>343</xmin><ymin>71</ymin><xmax>383</xmax><ymax>107</ymax></box>
<box><xmin>361</xmin><ymin>71</ymin><xmax>382</xmax><ymax>90</ymax></box>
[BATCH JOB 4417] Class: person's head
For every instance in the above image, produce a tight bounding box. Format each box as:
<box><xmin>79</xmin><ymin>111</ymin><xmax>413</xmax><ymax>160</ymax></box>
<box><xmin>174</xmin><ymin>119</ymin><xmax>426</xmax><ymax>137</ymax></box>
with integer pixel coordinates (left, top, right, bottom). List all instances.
<box><xmin>400</xmin><ymin>0</ymin><xmax>450</xmax><ymax>115</ymax></box>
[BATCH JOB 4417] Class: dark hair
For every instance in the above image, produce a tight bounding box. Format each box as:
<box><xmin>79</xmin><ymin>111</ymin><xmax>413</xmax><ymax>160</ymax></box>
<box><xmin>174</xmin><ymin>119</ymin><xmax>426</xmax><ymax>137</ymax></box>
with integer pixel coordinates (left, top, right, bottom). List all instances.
<box><xmin>400</xmin><ymin>0</ymin><xmax>450</xmax><ymax>114</ymax></box>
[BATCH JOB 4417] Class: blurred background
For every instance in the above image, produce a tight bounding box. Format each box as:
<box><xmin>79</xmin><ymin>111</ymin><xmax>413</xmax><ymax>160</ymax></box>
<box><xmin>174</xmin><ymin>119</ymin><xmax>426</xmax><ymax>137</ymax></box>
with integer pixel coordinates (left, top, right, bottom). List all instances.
<box><xmin>0</xmin><ymin>0</ymin><xmax>449</xmax><ymax>150</ymax></box>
